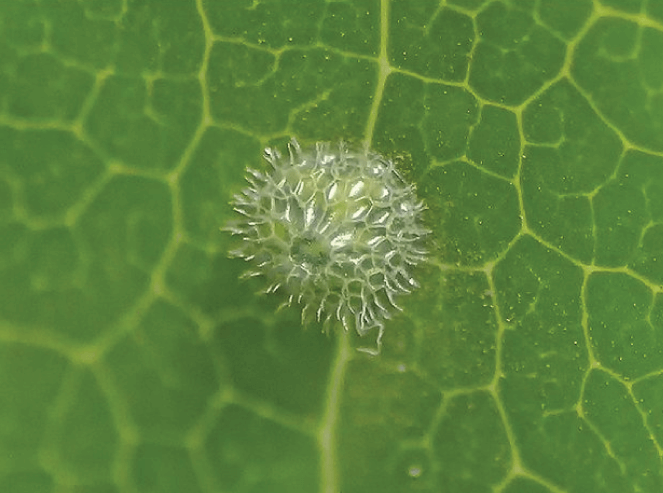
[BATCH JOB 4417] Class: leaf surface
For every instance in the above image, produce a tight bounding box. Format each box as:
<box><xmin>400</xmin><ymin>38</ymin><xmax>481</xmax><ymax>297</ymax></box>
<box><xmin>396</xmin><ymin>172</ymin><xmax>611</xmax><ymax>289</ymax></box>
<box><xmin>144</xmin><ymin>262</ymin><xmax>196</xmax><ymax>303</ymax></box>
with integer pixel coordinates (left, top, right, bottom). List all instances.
<box><xmin>1</xmin><ymin>1</ymin><xmax>662</xmax><ymax>492</ymax></box>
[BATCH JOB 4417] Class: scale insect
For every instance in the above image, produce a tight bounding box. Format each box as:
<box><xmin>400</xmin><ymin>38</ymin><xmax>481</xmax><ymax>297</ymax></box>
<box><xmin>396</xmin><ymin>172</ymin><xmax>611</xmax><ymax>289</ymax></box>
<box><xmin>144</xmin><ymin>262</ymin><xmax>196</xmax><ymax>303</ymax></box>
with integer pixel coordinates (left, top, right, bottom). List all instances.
<box><xmin>224</xmin><ymin>138</ymin><xmax>429</xmax><ymax>354</ymax></box>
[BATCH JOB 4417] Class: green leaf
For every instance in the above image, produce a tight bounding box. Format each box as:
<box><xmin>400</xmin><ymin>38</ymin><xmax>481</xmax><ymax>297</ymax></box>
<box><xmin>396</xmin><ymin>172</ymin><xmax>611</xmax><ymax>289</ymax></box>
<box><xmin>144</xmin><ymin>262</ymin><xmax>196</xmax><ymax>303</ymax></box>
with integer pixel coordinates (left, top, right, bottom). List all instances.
<box><xmin>1</xmin><ymin>1</ymin><xmax>662</xmax><ymax>492</ymax></box>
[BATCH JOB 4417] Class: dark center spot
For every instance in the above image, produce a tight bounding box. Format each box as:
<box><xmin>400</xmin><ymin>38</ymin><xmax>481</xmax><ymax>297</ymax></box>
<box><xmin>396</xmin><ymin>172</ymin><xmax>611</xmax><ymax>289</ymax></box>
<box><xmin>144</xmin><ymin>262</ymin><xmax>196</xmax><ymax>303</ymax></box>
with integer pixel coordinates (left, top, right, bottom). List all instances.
<box><xmin>290</xmin><ymin>235</ymin><xmax>329</xmax><ymax>268</ymax></box>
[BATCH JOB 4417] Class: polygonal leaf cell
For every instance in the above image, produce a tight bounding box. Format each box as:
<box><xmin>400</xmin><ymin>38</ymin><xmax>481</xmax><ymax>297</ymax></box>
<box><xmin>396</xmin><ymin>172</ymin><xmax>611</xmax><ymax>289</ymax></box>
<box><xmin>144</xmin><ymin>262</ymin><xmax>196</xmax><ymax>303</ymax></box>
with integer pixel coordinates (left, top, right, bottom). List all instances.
<box><xmin>76</xmin><ymin>174</ymin><xmax>172</xmax><ymax>341</ymax></box>
<box><xmin>587</xmin><ymin>272</ymin><xmax>662</xmax><ymax>379</ymax></box>
<box><xmin>583</xmin><ymin>369</ymin><xmax>663</xmax><ymax>491</ymax></box>
<box><xmin>215</xmin><ymin>315</ymin><xmax>332</xmax><ymax>418</ymax></box>
<box><xmin>131</xmin><ymin>443</ymin><xmax>202</xmax><ymax>493</ymax></box>
<box><xmin>537</xmin><ymin>0</ymin><xmax>593</xmax><ymax>41</ymax></box>
<box><xmin>469</xmin><ymin>1</ymin><xmax>565</xmax><ymax>105</ymax></box>
<box><xmin>0</xmin><ymin>224</ymin><xmax>87</xmax><ymax>335</ymax></box>
<box><xmin>0</xmin><ymin>127</ymin><xmax>105</xmax><ymax>219</ymax></box>
<box><xmin>44</xmin><ymin>0</ymin><xmax>117</xmax><ymax>69</ymax></box>
<box><xmin>419</xmin><ymin>270</ymin><xmax>498</xmax><ymax>389</ymax></box>
<box><xmin>205</xmin><ymin>0</ymin><xmax>324</xmax><ymax>48</ymax></box>
<box><xmin>422</xmin><ymin>84</ymin><xmax>479</xmax><ymax>161</ymax></box>
<box><xmin>321</xmin><ymin>0</ymin><xmax>379</xmax><ymax>56</ymax></box>
<box><xmin>633</xmin><ymin>372</ymin><xmax>663</xmax><ymax>447</ymax></box>
<box><xmin>6</xmin><ymin>52</ymin><xmax>94</xmax><ymax>120</ymax></box>
<box><xmin>372</xmin><ymin>73</ymin><xmax>429</xmax><ymax>177</ymax></box>
<box><xmin>56</xmin><ymin>370</ymin><xmax>118</xmax><ymax>483</ymax></box>
<box><xmin>594</xmin><ymin>150</ymin><xmax>663</xmax><ymax>273</ymax></box>
<box><xmin>338</xmin><ymin>360</ymin><xmax>442</xmax><ymax>493</ymax></box>
<box><xmin>87</xmin><ymin>75</ymin><xmax>201</xmax><ymax>170</ymax></box>
<box><xmin>522</xmin><ymin>79</ymin><xmax>622</xmax><ymax>264</ymax></box>
<box><xmin>205</xmin><ymin>404</ymin><xmax>319</xmax><ymax>493</ymax></box>
<box><xmin>420</xmin><ymin>162</ymin><xmax>521</xmax><ymax>267</ymax></box>
<box><xmin>180</xmin><ymin>126</ymin><xmax>262</xmax><ymax>243</ymax></box>
<box><xmin>433</xmin><ymin>392</ymin><xmax>511</xmax><ymax>491</ymax></box>
<box><xmin>573</xmin><ymin>18</ymin><xmax>663</xmax><ymax>151</ymax></box>
<box><xmin>105</xmin><ymin>300</ymin><xmax>218</xmax><ymax>439</ymax></box>
<box><xmin>496</xmin><ymin>236</ymin><xmax>587</xmax><ymax>409</ymax></box>
<box><xmin>468</xmin><ymin>104</ymin><xmax>520</xmax><ymax>179</ymax></box>
<box><xmin>0</xmin><ymin>345</ymin><xmax>67</xmax><ymax>472</ymax></box>
<box><xmin>390</xmin><ymin>2</ymin><xmax>474</xmax><ymax>81</ymax></box>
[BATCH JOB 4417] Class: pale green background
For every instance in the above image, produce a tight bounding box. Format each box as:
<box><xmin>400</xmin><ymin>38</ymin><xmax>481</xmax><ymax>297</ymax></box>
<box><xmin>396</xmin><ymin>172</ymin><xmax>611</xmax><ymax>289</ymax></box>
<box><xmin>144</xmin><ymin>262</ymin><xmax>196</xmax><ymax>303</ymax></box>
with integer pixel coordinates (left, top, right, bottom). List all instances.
<box><xmin>1</xmin><ymin>0</ymin><xmax>662</xmax><ymax>492</ymax></box>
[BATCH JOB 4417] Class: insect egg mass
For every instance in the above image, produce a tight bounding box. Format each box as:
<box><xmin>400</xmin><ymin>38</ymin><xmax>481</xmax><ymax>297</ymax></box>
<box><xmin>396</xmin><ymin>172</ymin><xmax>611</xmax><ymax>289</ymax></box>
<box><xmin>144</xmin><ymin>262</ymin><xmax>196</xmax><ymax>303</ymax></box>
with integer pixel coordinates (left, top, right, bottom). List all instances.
<box><xmin>225</xmin><ymin>138</ymin><xmax>429</xmax><ymax>354</ymax></box>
